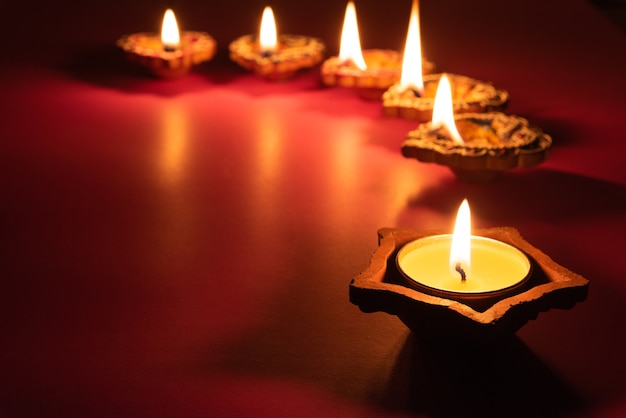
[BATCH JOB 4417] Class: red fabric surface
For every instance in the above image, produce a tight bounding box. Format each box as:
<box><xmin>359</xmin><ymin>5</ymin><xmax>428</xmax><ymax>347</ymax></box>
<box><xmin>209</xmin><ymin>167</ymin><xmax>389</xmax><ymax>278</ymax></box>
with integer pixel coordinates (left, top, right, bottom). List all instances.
<box><xmin>1</xmin><ymin>0</ymin><xmax>625</xmax><ymax>416</ymax></box>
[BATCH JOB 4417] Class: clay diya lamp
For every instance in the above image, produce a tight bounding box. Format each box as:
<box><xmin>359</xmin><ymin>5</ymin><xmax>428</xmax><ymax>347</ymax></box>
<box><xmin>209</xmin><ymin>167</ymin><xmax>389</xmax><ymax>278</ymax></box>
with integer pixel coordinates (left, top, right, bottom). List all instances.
<box><xmin>383</xmin><ymin>73</ymin><xmax>509</xmax><ymax>121</ymax></box>
<box><xmin>117</xmin><ymin>9</ymin><xmax>217</xmax><ymax>78</ymax></box>
<box><xmin>350</xmin><ymin>200</ymin><xmax>589</xmax><ymax>344</ymax></box>
<box><xmin>379</xmin><ymin>0</ymin><xmax>468</xmax><ymax>116</ymax></box>
<box><xmin>382</xmin><ymin>1</ymin><xmax>505</xmax><ymax>120</ymax></box>
<box><xmin>229</xmin><ymin>6</ymin><xmax>325</xmax><ymax>80</ymax></box>
<box><xmin>401</xmin><ymin>75</ymin><xmax>551</xmax><ymax>182</ymax></box>
<box><xmin>321</xmin><ymin>1</ymin><xmax>435</xmax><ymax>100</ymax></box>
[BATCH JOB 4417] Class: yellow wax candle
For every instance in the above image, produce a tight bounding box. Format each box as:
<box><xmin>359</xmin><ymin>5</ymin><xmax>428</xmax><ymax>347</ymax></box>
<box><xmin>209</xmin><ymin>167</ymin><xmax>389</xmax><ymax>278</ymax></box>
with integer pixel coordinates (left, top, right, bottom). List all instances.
<box><xmin>397</xmin><ymin>234</ymin><xmax>530</xmax><ymax>294</ymax></box>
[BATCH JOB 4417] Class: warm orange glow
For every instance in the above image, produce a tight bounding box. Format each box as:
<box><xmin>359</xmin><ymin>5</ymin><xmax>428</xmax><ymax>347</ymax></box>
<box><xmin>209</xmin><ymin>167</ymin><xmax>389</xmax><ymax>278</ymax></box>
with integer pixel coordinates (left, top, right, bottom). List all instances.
<box><xmin>432</xmin><ymin>74</ymin><xmax>463</xmax><ymax>144</ymax></box>
<box><xmin>161</xmin><ymin>9</ymin><xmax>181</xmax><ymax>50</ymax></box>
<box><xmin>338</xmin><ymin>1</ymin><xmax>366</xmax><ymax>70</ymax></box>
<box><xmin>399</xmin><ymin>0</ymin><xmax>424</xmax><ymax>92</ymax></box>
<box><xmin>449</xmin><ymin>199</ymin><xmax>472</xmax><ymax>279</ymax></box>
<box><xmin>160</xmin><ymin>104</ymin><xmax>187</xmax><ymax>187</ymax></box>
<box><xmin>259</xmin><ymin>6</ymin><xmax>278</xmax><ymax>52</ymax></box>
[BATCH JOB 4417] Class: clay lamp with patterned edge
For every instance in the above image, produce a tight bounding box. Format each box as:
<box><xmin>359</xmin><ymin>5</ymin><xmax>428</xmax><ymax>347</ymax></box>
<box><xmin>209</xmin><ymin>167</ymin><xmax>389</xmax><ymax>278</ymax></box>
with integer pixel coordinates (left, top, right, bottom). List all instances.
<box><xmin>383</xmin><ymin>72</ymin><xmax>509</xmax><ymax>121</ymax></box>
<box><xmin>381</xmin><ymin>1</ymin><xmax>506</xmax><ymax>121</ymax></box>
<box><xmin>349</xmin><ymin>200</ymin><xmax>589</xmax><ymax>345</ymax></box>
<box><xmin>321</xmin><ymin>1</ymin><xmax>435</xmax><ymax>100</ymax></box>
<box><xmin>401</xmin><ymin>74</ymin><xmax>551</xmax><ymax>182</ymax></box>
<box><xmin>117</xmin><ymin>9</ymin><xmax>217</xmax><ymax>79</ymax></box>
<box><xmin>377</xmin><ymin>0</ymin><xmax>505</xmax><ymax>120</ymax></box>
<box><xmin>229</xmin><ymin>6</ymin><xmax>325</xmax><ymax>80</ymax></box>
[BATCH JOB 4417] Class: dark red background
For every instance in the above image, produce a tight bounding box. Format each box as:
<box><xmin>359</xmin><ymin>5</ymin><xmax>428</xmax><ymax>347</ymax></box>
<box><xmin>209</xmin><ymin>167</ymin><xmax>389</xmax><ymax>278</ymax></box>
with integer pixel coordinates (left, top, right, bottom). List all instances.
<box><xmin>1</xmin><ymin>0</ymin><xmax>625</xmax><ymax>416</ymax></box>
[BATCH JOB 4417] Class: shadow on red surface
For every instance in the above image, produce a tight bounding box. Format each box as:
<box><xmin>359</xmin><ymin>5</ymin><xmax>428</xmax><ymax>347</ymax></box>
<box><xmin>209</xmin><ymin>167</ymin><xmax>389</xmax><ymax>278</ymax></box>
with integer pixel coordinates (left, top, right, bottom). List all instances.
<box><xmin>382</xmin><ymin>334</ymin><xmax>585</xmax><ymax>418</ymax></box>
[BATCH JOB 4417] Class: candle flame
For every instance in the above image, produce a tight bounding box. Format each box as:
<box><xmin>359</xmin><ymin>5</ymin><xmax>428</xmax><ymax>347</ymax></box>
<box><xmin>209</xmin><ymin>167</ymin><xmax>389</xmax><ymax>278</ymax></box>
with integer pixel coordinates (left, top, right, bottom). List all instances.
<box><xmin>450</xmin><ymin>199</ymin><xmax>472</xmax><ymax>280</ymax></box>
<box><xmin>432</xmin><ymin>74</ymin><xmax>463</xmax><ymax>144</ymax></box>
<box><xmin>259</xmin><ymin>6</ymin><xmax>278</xmax><ymax>52</ymax></box>
<box><xmin>161</xmin><ymin>9</ymin><xmax>181</xmax><ymax>50</ymax></box>
<box><xmin>400</xmin><ymin>0</ymin><xmax>424</xmax><ymax>93</ymax></box>
<box><xmin>338</xmin><ymin>1</ymin><xmax>367</xmax><ymax>70</ymax></box>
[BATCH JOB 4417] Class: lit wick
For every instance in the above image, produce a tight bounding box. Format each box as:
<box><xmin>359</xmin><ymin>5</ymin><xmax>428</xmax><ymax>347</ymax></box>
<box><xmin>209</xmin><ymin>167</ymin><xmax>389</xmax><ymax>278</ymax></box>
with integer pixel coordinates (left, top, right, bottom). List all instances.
<box><xmin>455</xmin><ymin>262</ymin><xmax>467</xmax><ymax>282</ymax></box>
<box><xmin>338</xmin><ymin>1</ymin><xmax>366</xmax><ymax>70</ymax></box>
<box><xmin>450</xmin><ymin>199</ymin><xmax>471</xmax><ymax>282</ymax></box>
<box><xmin>431</xmin><ymin>74</ymin><xmax>464</xmax><ymax>144</ymax></box>
<box><xmin>399</xmin><ymin>0</ymin><xmax>424</xmax><ymax>96</ymax></box>
<box><xmin>259</xmin><ymin>6</ymin><xmax>278</xmax><ymax>58</ymax></box>
<box><xmin>161</xmin><ymin>9</ymin><xmax>181</xmax><ymax>52</ymax></box>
